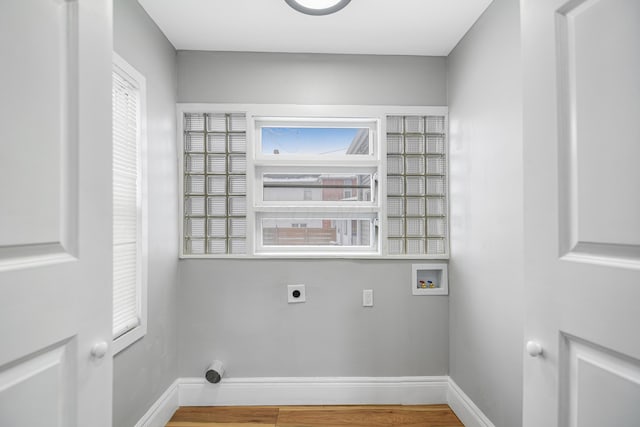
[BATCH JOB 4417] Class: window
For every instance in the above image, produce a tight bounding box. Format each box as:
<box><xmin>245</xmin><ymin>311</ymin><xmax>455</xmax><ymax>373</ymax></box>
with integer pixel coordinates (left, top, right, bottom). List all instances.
<box><xmin>112</xmin><ymin>53</ymin><xmax>147</xmax><ymax>354</ymax></box>
<box><xmin>179</xmin><ymin>105</ymin><xmax>448</xmax><ymax>258</ymax></box>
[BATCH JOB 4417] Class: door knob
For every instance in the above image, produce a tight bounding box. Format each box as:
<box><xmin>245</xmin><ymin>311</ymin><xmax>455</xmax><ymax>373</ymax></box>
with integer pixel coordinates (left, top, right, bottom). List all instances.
<box><xmin>526</xmin><ymin>340</ymin><xmax>543</xmax><ymax>357</ymax></box>
<box><xmin>90</xmin><ymin>341</ymin><xmax>109</xmax><ymax>359</ymax></box>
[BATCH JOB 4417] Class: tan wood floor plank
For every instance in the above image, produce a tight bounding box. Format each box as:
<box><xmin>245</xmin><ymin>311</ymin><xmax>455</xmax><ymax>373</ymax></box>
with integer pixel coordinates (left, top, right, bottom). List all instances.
<box><xmin>168</xmin><ymin>406</ymin><xmax>278</xmax><ymax>425</ymax></box>
<box><xmin>165</xmin><ymin>405</ymin><xmax>463</xmax><ymax>427</ymax></box>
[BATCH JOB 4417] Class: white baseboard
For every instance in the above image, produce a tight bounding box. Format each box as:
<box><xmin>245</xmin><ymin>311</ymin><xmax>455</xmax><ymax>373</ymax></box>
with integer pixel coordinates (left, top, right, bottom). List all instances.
<box><xmin>136</xmin><ymin>376</ymin><xmax>494</xmax><ymax>427</ymax></box>
<box><xmin>134</xmin><ymin>379</ymin><xmax>179</xmax><ymax>427</ymax></box>
<box><xmin>447</xmin><ymin>378</ymin><xmax>496</xmax><ymax>427</ymax></box>
<box><xmin>179</xmin><ymin>376</ymin><xmax>449</xmax><ymax>406</ymax></box>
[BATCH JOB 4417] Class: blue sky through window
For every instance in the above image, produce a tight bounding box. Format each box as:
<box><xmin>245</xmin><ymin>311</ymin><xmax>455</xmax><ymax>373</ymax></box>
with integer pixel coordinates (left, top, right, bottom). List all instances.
<box><xmin>262</xmin><ymin>127</ymin><xmax>361</xmax><ymax>155</ymax></box>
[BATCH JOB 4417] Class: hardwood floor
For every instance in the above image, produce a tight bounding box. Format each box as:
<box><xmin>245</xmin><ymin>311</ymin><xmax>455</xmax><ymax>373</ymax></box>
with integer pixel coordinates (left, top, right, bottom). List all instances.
<box><xmin>166</xmin><ymin>404</ymin><xmax>464</xmax><ymax>426</ymax></box>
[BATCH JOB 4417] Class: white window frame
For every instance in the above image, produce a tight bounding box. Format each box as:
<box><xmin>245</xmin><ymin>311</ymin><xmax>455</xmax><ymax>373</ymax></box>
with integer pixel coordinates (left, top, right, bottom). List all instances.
<box><xmin>112</xmin><ymin>53</ymin><xmax>148</xmax><ymax>355</ymax></box>
<box><xmin>177</xmin><ymin>104</ymin><xmax>449</xmax><ymax>259</ymax></box>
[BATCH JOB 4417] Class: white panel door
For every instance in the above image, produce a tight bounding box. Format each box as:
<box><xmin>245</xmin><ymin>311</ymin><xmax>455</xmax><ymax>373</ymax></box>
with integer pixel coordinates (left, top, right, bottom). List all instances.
<box><xmin>522</xmin><ymin>0</ymin><xmax>640</xmax><ymax>426</ymax></box>
<box><xmin>0</xmin><ymin>0</ymin><xmax>112</xmax><ymax>426</ymax></box>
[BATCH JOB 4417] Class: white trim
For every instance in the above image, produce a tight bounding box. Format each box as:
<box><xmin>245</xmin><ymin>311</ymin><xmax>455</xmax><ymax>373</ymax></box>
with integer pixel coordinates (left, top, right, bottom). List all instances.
<box><xmin>134</xmin><ymin>379</ymin><xmax>180</xmax><ymax>427</ymax></box>
<box><xmin>447</xmin><ymin>378</ymin><xmax>496</xmax><ymax>427</ymax></box>
<box><xmin>136</xmin><ymin>376</ymin><xmax>495</xmax><ymax>426</ymax></box>
<box><xmin>178</xmin><ymin>376</ymin><xmax>449</xmax><ymax>406</ymax></box>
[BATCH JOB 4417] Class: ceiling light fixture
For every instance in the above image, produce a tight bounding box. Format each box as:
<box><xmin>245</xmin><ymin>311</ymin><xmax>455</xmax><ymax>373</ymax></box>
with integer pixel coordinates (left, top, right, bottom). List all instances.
<box><xmin>285</xmin><ymin>0</ymin><xmax>351</xmax><ymax>16</ymax></box>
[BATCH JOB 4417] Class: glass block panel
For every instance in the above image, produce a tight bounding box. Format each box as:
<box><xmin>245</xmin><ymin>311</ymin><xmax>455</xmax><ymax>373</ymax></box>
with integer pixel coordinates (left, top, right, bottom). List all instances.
<box><xmin>185</xmin><ymin>133</ymin><xmax>205</xmax><ymax>152</ymax></box>
<box><xmin>207</xmin><ymin>134</ymin><xmax>226</xmax><ymax>153</ymax></box>
<box><xmin>388</xmin><ymin>218</ymin><xmax>404</xmax><ymax>237</ymax></box>
<box><xmin>387</xmin><ymin>176</ymin><xmax>404</xmax><ymax>196</ymax></box>
<box><xmin>426</xmin><ymin>177</ymin><xmax>445</xmax><ymax>196</ymax></box>
<box><xmin>427</xmin><ymin>217</ymin><xmax>446</xmax><ymax>237</ymax></box>
<box><xmin>184</xmin><ymin>113</ymin><xmax>205</xmax><ymax>132</ymax></box>
<box><xmin>228</xmin><ymin>134</ymin><xmax>246</xmax><ymax>153</ymax></box>
<box><xmin>405</xmin><ymin>135</ymin><xmax>425</xmax><ymax>154</ymax></box>
<box><xmin>207</xmin><ymin>196</ymin><xmax>227</xmax><ymax>217</ymax></box>
<box><xmin>185</xmin><ymin>239</ymin><xmax>205</xmax><ymax>255</ymax></box>
<box><xmin>228</xmin><ymin>154</ymin><xmax>246</xmax><ymax>174</ymax></box>
<box><xmin>185</xmin><ymin>175</ymin><xmax>205</xmax><ymax>195</ymax></box>
<box><xmin>387</xmin><ymin>134</ymin><xmax>403</xmax><ymax>154</ymax></box>
<box><xmin>387</xmin><ymin>116</ymin><xmax>404</xmax><ymax>133</ymax></box>
<box><xmin>426</xmin><ymin>197</ymin><xmax>445</xmax><ymax>216</ymax></box>
<box><xmin>207</xmin><ymin>113</ymin><xmax>226</xmax><ymax>132</ymax></box>
<box><xmin>405</xmin><ymin>156</ymin><xmax>425</xmax><ymax>175</ymax></box>
<box><xmin>229</xmin><ymin>238</ymin><xmax>246</xmax><ymax>254</ymax></box>
<box><xmin>229</xmin><ymin>114</ymin><xmax>246</xmax><ymax>132</ymax></box>
<box><xmin>207</xmin><ymin>175</ymin><xmax>226</xmax><ymax>195</ymax></box>
<box><xmin>207</xmin><ymin>154</ymin><xmax>227</xmax><ymax>174</ymax></box>
<box><xmin>405</xmin><ymin>116</ymin><xmax>425</xmax><ymax>133</ymax></box>
<box><xmin>406</xmin><ymin>176</ymin><xmax>425</xmax><ymax>196</ymax></box>
<box><xmin>387</xmin><ymin>197</ymin><xmax>404</xmax><ymax>216</ymax></box>
<box><xmin>426</xmin><ymin>135</ymin><xmax>445</xmax><ymax>154</ymax></box>
<box><xmin>426</xmin><ymin>116</ymin><xmax>445</xmax><ymax>133</ymax></box>
<box><xmin>228</xmin><ymin>176</ymin><xmax>246</xmax><ymax>194</ymax></box>
<box><xmin>406</xmin><ymin>197</ymin><xmax>426</xmax><ymax>216</ymax></box>
<box><xmin>185</xmin><ymin>154</ymin><xmax>205</xmax><ymax>173</ymax></box>
<box><xmin>388</xmin><ymin>239</ymin><xmax>404</xmax><ymax>255</ymax></box>
<box><xmin>406</xmin><ymin>239</ymin><xmax>426</xmax><ymax>255</ymax></box>
<box><xmin>427</xmin><ymin>238</ymin><xmax>445</xmax><ymax>254</ymax></box>
<box><xmin>228</xmin><ymin>196</ymin><xmax>246</xmax><ymax>216</ymax></box>
<box><xmin>207</xmin><ymin>218</ymin><xmax>226</xmax><ymax>238</ymax></box>
<box><xmin>229</xmin><ymin>218</ymin><xmax>246</xmax><ymax>237</ymax></box>
<box><xmin>185</xmin><ymin>218</ymin><xmax>205</xmax><ymax>238</ymax></box>
<box><xmin>207</xmin><ymin>239</ymin><xmax>226</xmax><ymax>254</ymax></box>
<box><xmin>406</xmin><ymin>218</ymin><xmax>425</xmax><ymax>237</ymax></box>
<box><xmin>387</xmin><ymin>155</ymin><xmax>404</xmax><ymax>175</ymax></box>
<box><xmin>426</xmin><ymin>156</ymin><xmax>446</xmax><ymax>175</ymax></box>
<box><xmin>185</xmin><ymin>196</ymin><xmax>205</xmax><ymax>216</ymax></box>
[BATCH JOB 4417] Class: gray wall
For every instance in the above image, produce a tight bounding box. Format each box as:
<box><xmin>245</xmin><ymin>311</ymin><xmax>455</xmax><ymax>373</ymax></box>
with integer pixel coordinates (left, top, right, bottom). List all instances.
<box><xmin>178</xmin><ymin>51</ymin><xmax>447</xmax><ymax>105</ymax></box>
<box><xmin>447</xmin><ymin>0</ymin><xmax>524</xmax><ymax>426</ymax></box>
<box><xmin>113</xmin><ymin>1</ymin><xmax>178</xmax><ymax>426</ymax></box>
<box><xmin>177</xmin><ymin>51</ymin><xmax>449</xmax><ymax>378</ymax></box>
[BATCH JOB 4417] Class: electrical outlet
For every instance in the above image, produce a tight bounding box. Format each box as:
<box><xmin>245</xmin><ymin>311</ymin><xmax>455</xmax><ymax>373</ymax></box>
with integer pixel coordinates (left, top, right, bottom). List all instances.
<box><xmin>363</xmin><ymin>289</ymin><xmax>374</xmax><ymax>307</ymax></box>
<box><xmin>288</xmin><ymin>284</ymin><xmax>306</xmax><ymax>303</ymax></box>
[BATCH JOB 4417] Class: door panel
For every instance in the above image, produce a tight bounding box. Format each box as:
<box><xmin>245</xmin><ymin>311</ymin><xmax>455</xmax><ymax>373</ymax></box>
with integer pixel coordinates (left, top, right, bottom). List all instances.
<box><xmin>560</xmin><ymin>335</ymin><xmax>640</xmax><ymax>427</ymax></box>
<box><xmin>556</xmin><ymin>0</ymin><xmax>640</xmax><ymax>264</ymax></box>
<box><xmin>523</xmin><ymin>0</ymin><xmax>640</xmax><ymax>425</ymax></box>
<box><xmin>0</xmin><ymin>0</ymin><xmax>112</xmax><ymax>426</ymax></box>
<box><xmin>0</xmin><ymin>343</ymin><xmax>75</xmax><ymax>427</ymax></box>
<box><xmin>0</xmin><ymin>0</ymin><xmax>77</xmax><ymax>262</ymax></box>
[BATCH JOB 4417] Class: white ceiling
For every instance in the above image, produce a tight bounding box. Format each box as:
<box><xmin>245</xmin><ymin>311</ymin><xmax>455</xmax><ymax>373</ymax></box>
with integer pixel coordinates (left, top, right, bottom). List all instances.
<box><xmin>138</xmin><ymin>0</ymin><xmax>493</xmax><ymax>56</ymax></box>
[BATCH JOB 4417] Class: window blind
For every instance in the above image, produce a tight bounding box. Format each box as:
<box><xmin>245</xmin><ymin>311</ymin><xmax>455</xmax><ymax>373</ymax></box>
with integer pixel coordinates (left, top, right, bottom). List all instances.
<box><xmin>112</xmin><ymin>69</ymin><xmax>141</xmax><ymax>338</ymax></box>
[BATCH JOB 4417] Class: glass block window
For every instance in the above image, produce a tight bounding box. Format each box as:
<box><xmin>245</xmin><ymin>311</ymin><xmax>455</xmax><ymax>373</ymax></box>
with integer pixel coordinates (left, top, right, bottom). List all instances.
<box><xmin>386</xmin><ymin>115</ymin><xmax>447</xmax><ymax>255</ymax></box>
<box><xmin>183</xmin><ymin>113</ymin><xmax>247</xmax><ymax>255</ymax></box>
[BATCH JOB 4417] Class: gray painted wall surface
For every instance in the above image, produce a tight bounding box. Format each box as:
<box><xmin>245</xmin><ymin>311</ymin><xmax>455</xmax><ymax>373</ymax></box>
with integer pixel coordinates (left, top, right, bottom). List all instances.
<box><xmin>113</xmin><ymin>1</ymin><xmax>178</xmax><ymax>426</ymax></box>
<box><xmin>177</xmin><ymin>51</ymin><xmax>447</xmax><ymax>105</ymax></box>
<box><xmin>179</xmin><ymin>260</ymin><xmax>448</xmax><ymax>377</ymax></box>
<box><xmin>447</xmin><ymin>0</ymin><xmax>524</xmax><ymax>426</ymax></box>
<box><xmin>176</xmin><ymin>52</ymin><xmax>450</xmax><ymax>379</ymax></box>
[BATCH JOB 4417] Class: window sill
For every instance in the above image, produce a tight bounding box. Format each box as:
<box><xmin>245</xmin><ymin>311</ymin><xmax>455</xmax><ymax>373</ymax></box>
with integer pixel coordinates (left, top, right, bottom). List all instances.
<box><xmin>113</xmin><ymin>324</ymin><xmax>147</xmax><ymax>356</ymax></box>
<box><xmin>178</xmin><ymin>254</ymin><xmax>450</xmax><ymax>260</ymax></box>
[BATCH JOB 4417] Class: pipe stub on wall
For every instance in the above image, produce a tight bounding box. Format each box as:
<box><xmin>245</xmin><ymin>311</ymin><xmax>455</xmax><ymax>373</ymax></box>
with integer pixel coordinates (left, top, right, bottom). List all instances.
<box><xmin>205</xmin><ymin>360</ymin><xmax>225</xmax><ymax>384</ymax></box>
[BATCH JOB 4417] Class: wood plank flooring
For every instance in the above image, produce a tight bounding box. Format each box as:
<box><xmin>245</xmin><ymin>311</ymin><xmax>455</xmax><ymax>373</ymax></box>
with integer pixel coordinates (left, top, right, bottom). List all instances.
<box><xmin>166</xmin><ymin>405</ymin><xmax>464</xmax><ymax>427</ymax></box>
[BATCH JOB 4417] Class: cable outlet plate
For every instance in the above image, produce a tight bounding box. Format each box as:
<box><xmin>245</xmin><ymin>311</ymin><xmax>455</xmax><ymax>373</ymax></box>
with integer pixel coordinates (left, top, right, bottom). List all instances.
<box><xmin>287</xmin><ymin>284</ymin><xmax>306</xmax><ymax>303</ymax></box>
